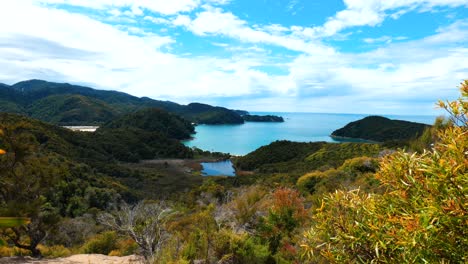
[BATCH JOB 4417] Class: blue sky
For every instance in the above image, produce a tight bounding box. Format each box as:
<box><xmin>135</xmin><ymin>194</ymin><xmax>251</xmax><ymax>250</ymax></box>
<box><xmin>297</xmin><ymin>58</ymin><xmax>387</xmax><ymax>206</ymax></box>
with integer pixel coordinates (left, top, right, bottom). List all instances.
<box><xmin>0</xmin><ymin>0</ymin><xmax>467</xmax><ymax>115</ymax></box>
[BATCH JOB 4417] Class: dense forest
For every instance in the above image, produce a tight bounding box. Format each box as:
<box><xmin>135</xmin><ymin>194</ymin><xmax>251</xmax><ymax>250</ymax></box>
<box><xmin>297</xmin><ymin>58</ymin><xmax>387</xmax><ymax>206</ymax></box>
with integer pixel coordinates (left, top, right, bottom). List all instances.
<box><xmin>0</xmin><ymin>81</ymin><xmax>466</xmax><ymax>263</ymax></box>
<box><xmin>0</xmin><ymin>80</ymin><xmax>247</xmax><ymax>125</ymax></box>
<box><xmin>0</xmin><ymin>80</ymin><xmax>289</xmax><ymax>127</ymax></box>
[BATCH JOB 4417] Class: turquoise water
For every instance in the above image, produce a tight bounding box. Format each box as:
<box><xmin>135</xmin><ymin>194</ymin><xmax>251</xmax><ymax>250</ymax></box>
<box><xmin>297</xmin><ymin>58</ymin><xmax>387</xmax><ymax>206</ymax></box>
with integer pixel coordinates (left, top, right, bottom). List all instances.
<box><xmin>184</xmin><ymin>112</ymin><xmax>437</xmax><ymax>155</ymax></box>
<box><xmin>201</xmin><ymin>160</ymin><xmax>236</xmax><ymax>176</ymax></box>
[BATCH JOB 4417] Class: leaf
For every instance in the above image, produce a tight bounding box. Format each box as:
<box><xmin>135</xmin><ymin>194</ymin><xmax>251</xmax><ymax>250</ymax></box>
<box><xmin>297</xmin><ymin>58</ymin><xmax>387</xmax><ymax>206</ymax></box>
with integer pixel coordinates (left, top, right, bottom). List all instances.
<box><xmin>0</xmin><ymin>217</ymin><xmax>31</xmax><ymax>228</ymax></box>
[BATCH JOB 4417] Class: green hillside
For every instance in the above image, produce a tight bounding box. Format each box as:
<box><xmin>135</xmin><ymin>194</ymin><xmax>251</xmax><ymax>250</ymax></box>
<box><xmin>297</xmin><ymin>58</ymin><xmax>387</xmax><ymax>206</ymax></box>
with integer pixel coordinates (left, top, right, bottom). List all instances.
<box><xmin>0</xmin><ymin>112</ymin><xmax>198</xmax><ymax>197</ymax></box>
<box><xmin>0</xmin><ymin>110</ymin><xmax>193</xmax><ymax>162</ymax></box>
<box><xmin>183</xmin><ymin>102</ymin><xmax>245</xmax><ymax>124</ymax></box>
<box><xmin>101</xmin><ymin>108</ymin><xmax>194</xmax><ymax>140</ymax></box>
<box><xmin>331</xmin><ymin>115</ymin><xmax>430</xmax><ymax>142</ymax></box>
<box><xmin>235</xmin><ymin>140</ymin><xmax>383</xmax><ymax>175</ymax></box>
<box><xmin>243</xmin><ymin>114</ymin><xmax>284</xmax><ymax>122</ymax></box>
<box><xmin>0</xmin><ymin>79</ymin><xmax>245</xmax><ymax>125</ymax></box>
<box><xmin>28</xmin><ymin>94</ymin><xmax>120</xmax><ymax>125</ymax></box>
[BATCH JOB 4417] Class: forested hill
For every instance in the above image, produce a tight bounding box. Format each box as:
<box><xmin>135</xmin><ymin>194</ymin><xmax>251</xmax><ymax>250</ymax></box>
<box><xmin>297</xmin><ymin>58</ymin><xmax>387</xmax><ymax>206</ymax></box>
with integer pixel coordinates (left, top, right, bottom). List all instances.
<box><xmin>0</xmin><ymin>79</ymin><xmax>245</xmax><ymax>125</ymax></box>
<box><xmin>243</xmin><ymin>114</ymin><xmax>284</xmax><ymax>122</ymax></box>
<box><xmin>0</xmin><ymin>110</ymin><xmax>194</xmax><ymax>163</ymax></box>
<box><xmin>331</xmin><ymin>115</ymin><xmax>430</xmax><ymax>142</ymax></box>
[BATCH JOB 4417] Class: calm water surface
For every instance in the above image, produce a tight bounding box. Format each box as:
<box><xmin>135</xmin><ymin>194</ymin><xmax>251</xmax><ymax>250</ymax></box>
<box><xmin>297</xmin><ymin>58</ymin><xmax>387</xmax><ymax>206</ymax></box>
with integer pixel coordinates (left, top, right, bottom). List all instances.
<box><xmin>184</xmin><ymin>112</ymin><xmax>437</xmax><ymax>155</ymax></box>
<box><xmin>201</xmin><ymin>160</ymin><xmax>235</xmax><ymax>176</ymax></box>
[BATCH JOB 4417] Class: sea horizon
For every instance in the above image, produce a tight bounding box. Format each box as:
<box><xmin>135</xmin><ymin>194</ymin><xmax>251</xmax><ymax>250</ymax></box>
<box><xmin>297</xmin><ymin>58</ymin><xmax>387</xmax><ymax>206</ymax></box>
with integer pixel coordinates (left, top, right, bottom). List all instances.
<box><xmin>184</xmin><ymin>112</ymin><xmax>438</xmax><ymax>155</ymax></box>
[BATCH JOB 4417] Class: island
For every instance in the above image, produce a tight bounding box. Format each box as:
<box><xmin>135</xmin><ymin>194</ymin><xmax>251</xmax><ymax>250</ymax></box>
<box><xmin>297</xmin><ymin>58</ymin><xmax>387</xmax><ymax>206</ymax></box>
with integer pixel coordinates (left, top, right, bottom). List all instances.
<box><xmin>331</xmin><ymin>115</ymin><xmax>430</xmax><ymax>142</ymax></box>
<box><xmin>242</xmin><ymin>114</ymin><xmax>284</xmax><ymax>122</ymax></box>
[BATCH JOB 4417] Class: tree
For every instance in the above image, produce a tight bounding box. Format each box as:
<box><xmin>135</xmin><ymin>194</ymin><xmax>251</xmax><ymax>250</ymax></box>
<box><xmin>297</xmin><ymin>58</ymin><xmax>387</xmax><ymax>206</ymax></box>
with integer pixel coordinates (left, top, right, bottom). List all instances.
<box><xmin>0</xmin><ymin>123</ymin><xmax>61</xmax><ymax>257</ymax></box>
<box><xmin>98</xmin><ymin>200</ymin><xmax>173</xmax><ymax>262</ymax></box>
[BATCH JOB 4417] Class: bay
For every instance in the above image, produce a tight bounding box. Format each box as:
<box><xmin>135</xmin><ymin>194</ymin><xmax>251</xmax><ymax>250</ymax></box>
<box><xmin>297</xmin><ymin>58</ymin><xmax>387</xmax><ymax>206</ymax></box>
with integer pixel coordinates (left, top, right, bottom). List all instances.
<box><xmin>183</xmin><ymin>112</ymin><xmax>437</xmax><ymax>155</ymax></box>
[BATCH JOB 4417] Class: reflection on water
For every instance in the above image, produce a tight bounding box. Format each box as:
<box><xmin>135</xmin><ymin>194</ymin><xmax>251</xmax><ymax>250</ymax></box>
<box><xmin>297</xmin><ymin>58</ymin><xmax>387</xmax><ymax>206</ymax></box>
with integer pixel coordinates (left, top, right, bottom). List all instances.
<box><xmin>201</xmin><ymin>160</ymin><xmax>235</xmax><ymax>177</ymax></box>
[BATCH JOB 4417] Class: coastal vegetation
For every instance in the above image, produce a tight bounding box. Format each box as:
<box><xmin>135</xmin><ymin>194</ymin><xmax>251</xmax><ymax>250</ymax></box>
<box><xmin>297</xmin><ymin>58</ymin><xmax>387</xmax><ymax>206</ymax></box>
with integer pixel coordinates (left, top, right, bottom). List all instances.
<box><xmin>235</xmin><ymin>140</ymin><xmax>382</xmax><ymax>176</ymax></box>
<box><xmin>0</xmin><ymin>80</ymin><xmax>466</xmax><ymax>263</ymax></box>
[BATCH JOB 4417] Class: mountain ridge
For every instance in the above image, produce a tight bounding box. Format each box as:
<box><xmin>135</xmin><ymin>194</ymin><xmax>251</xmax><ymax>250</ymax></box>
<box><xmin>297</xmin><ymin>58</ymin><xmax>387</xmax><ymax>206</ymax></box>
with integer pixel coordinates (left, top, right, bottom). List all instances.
<box><xmin>0</xmin><ymin>79</ymin><xmax>246</xmax><ymax>125</ymax></box>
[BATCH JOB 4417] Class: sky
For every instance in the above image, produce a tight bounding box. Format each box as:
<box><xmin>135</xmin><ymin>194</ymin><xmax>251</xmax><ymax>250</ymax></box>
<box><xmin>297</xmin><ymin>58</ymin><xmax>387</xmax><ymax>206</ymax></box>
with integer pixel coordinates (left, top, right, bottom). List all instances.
<box><xmin>0</xmin><ymin>0</ymin><xmax>467</xmax><ymax>115</ymax></box>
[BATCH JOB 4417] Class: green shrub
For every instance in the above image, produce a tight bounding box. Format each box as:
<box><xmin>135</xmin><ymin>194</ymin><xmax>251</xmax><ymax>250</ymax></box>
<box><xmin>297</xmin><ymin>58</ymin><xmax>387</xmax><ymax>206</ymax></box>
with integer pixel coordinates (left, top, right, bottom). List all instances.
<box><xmin>296</xmin><ymin>171</ymin><xmax>324</xmax><ymax>193</ymax></box>
<box><xmin>213</xmin><ymin>229</ymin><xmax>269</xmax><ymax>264</ymax></box>
<box><xmin>81</xmin><ymin>231</ymin><xmax>118</xmax><ymax>255</ymax></box>
<box><xmin>109</xmin><ymin>239</ymin><xmax>138</xmax><ymax>256</ymax></box>
<box><xmin>37</xmin><ymin>244</ymin><xmax>72</xmax><ymax>258</ymax></box>
<box><xmin>338</xmin><ymin>156</ymin><xmax>379</xmax><ymax>174</ymax></box>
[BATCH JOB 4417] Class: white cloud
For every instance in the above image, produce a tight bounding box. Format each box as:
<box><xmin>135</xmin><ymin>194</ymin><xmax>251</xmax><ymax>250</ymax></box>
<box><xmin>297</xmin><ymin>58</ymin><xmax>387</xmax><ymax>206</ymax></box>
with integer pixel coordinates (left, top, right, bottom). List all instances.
<box><xmin>284</xmin><ymin>21</ymin><xmax>468</xmax><ymax>112</ymax></box>
<box><xmin>172</xmin><ymin>14</ymin><xmax>192</xmax><ymax>27</ymax></box>
<box><xmin>363</xmin><ymin>35</ymin><xmax>407</xmax><ymax>43</ymax></box>
<box><xmin>175</xmin><ymin>7</ymin><xmax>334</xmax><ymax>55</ymax></box>
<box><xmin>32</xmin><ymin>0</ymin><xmax>202</xmax><ymax>15</ymax></box>
<box><xmin>312</xmin><ymin>0</ymin><xmax>468</xmax><ymax>37</ymax></box>
<box><xmin>143</xmin><ymin>16</ymin><xmax>170</xmax><ymax>25</ymax></box>
<box><xmin>0</xmin><ymin>1</ymin><xmax>293</xmax><ymax>99</ymax></box>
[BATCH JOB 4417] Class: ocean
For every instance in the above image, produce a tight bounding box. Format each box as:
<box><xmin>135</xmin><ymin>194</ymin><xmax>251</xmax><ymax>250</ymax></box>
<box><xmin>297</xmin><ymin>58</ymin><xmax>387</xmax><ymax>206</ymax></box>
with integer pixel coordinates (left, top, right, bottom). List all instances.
<box><xmin>183</xmin><ymin>112</ymin><xmax>438</xmax><ymax>155</ymax></box>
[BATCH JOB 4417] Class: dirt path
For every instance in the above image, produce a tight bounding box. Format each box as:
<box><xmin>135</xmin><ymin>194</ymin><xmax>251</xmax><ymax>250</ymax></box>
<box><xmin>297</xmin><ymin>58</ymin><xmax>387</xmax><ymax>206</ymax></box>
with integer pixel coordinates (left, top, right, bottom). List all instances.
<box><xmin>0</xmin><ymin>254</ymin><xmax>143</xmax><ymax>264</ymax></box>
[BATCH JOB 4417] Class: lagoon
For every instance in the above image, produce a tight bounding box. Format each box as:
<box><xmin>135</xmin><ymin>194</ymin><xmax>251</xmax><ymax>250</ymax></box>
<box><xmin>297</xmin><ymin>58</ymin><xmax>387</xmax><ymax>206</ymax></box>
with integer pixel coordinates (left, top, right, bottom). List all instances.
<box><xmin>201</xmin><ymin>160</ymin><xmax>236</xmax><ymax>176</ymax></box>
<box><xmin>184</xmin><ymin>112</ymin><xmax>437</xmax><ymax>155</ymax></box>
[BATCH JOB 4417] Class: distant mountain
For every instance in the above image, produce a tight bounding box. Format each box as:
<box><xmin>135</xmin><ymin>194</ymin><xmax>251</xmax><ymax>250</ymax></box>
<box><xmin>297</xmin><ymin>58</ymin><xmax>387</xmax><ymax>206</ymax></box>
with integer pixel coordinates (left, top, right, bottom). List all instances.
<box><xmin>0</xmin><ymin>79</ymin><xmax>245</xmax><ymax>125</ymax></box>
<box><xmin>243</xmin><ymin>114</ymin><xmax>284</xmax><ymax>122</ymax></box>
<box><xmin>331</xmin><ymin>116</ymin><xmax>430</xmax><ymax>142</ymax></box>
<box><xmin>183</xmin><ymin>103</ymin><xmax>245</xmax><ymax>124</ymax></box>
<box><xmin>233</xmin><ymin>109</ymin><xmax>249</xmax><ymax>116</ymax></box>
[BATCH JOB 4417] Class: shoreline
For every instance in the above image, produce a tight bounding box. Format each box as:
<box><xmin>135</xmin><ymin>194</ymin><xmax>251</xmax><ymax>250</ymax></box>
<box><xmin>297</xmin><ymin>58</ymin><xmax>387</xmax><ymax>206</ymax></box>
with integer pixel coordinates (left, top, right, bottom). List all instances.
<box><xmin>329</xmin><ymin>135</ymin><xmax>379</xmax><ymax>143</ymax></box>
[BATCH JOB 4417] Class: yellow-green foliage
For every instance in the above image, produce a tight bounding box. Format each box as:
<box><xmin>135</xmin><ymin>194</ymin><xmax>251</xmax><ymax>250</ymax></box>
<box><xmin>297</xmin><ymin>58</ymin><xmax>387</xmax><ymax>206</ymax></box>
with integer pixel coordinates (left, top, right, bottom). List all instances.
<box><xmin>80</xmin><ymin>232</ymin><xmax>138</xmax><ymax>257</ymax></box>
<box><xmin>297</xmin><ymin>157</ymin><xmax>380</xmax><ymax>195</ymax></box>
<box><xmin>167</xmin><ymin>205</ymin><xmax>218</xmax><ymax>262</ymax></box>
<box><xmin>37</xmin><ymin>245</ymin><xmax>72</xmax><ymax>258</ymax></box>
<box><xmin>338</xmin><ymin>156</ymin><xmax>379</xmax><ymax>173</ymax></box>
<box><xmin>213</xmin><ymin>229</ymin><xmax>269</xmax><ymax>263</ymax></box>
<box><xmin>297</xmin><ymin>171</ymin><xmax>326</xmax><ymax>193</ymax></box>
<box><xmin>0</xmin><ymin>217</ymin><xmax>30</xmax><ymax>228</ymax></box>
<box><xmin>0</xmin><ymin>245</ymin><xmax>30</xmax><ymax>257</ymax></box>
<box><xmin>108</xmin><ymin>239</ymin><xmax>138</xmax><ymax>257</ymax></box>
<box><xmin>301</xmin><ymin>83</ymin><xmax>468</xmax><ymax>263</ymax></box>
<box><xmin>229</xmin><ymin>185</ymin><xmax>268</xmax><ymax>226</ymax></box>
<box><xmin>305</xmin><ymin>143</ymin><xmax>381</xmax><ymax>166</ymax></box>
<box><xmin>80</xmin><ymin>231</ymin><xmax>119</xmax><ymax>255</ymax></box>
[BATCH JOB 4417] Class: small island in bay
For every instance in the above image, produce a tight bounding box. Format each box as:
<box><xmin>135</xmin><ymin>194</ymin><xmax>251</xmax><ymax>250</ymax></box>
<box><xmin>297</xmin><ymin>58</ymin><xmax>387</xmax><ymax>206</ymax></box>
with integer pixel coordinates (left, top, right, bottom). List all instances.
<box><xmin>331</xmin><ymin>115</ymin><xmax>430</xmax><ymax>142</ymax></box>
<box><xmin>243</xmin><ymin>114</ymin><xmax>284</xmax><ymax>122</ymax></box>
